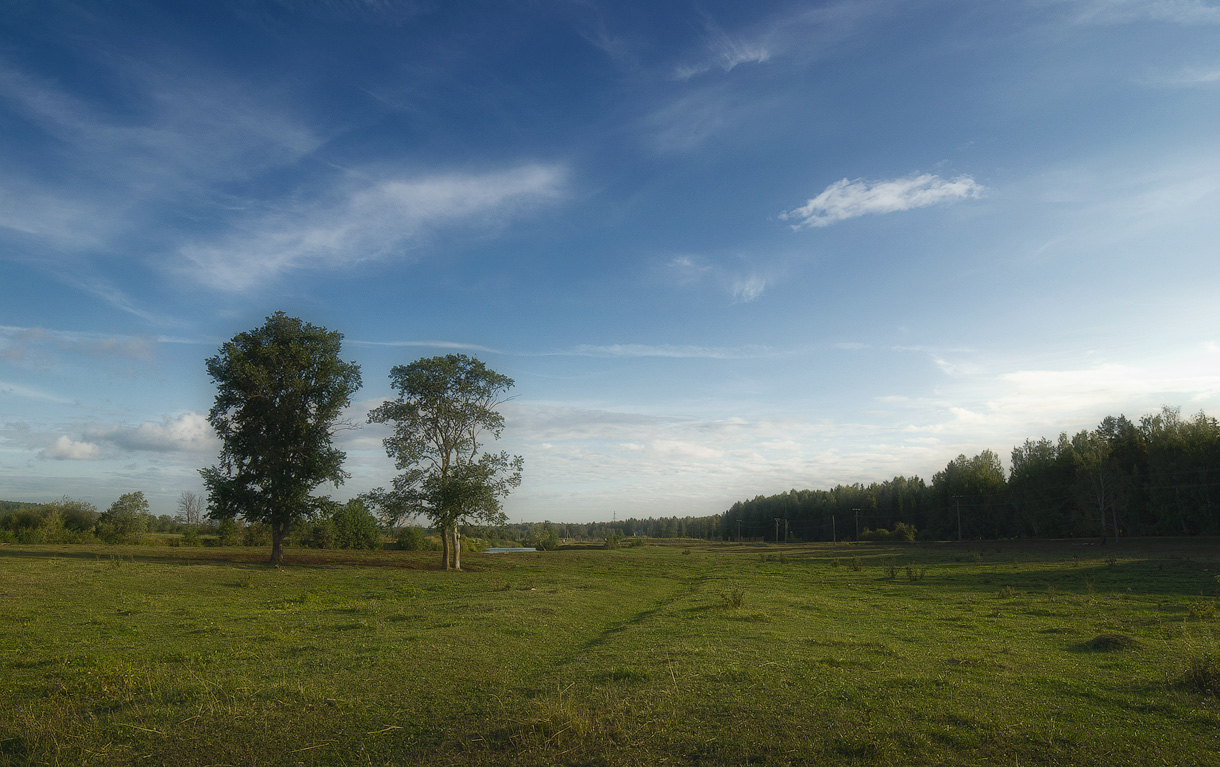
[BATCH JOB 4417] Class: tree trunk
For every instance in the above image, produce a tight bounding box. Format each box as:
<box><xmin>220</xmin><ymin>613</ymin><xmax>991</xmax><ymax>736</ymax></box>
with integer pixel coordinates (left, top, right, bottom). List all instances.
<box><xmin>452</xmin><ymin>524</ymin><xmax>461</xmax><ymax>571</ymax></box>
<box><xmin>441</xmin><ymin>524</ymin><xmax>451</xmax><ymax>570</ymax></box>
<box><xmin>269</xmin><ymin>521</ymin><xmax>285</xmax><ymax>565</ymax></box>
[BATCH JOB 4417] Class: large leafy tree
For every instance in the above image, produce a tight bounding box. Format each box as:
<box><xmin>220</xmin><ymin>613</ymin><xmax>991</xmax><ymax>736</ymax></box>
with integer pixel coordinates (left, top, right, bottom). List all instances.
<box><xmin>200</xmin><ymin>312</ymin><xmax>362</xmax><ymax>564</ymax></box>
<box><xmin>367</xmin><ymin>354</ymin><xmax>523</xmax><ymax>570</ymax></box>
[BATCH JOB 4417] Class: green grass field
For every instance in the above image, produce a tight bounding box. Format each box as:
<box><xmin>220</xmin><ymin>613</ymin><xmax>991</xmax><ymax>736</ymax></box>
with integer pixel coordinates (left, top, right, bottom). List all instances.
<box><xmin>2</xmin><ymin>539</ymin><xmax>1218</xmax><ymax>766</ymax></box>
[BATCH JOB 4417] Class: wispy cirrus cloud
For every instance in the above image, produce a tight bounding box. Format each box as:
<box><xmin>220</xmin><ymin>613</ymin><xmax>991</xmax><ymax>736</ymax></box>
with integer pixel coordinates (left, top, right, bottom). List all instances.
<box><xmin>1146</xmin><ymin>65</ymin><xmax>1220</xmax><ymax>86</ymax></box>
<box><xmin>0</xmin><ymin>59</ymin><xmax>320</xmax><ymax>245</ymax></box>
<box><xmin>563</xmin><ymin>343</ymin><xmax>774</xmax><ymax>359</ymax></box>
<box><xmin>349</xmin><ymin>339</ymin><xmax>502</xmax><ymax>354</ymax></box>
<box><xmin>667</xmin><ymin>255</ymin><xmax>772</xmax><ymax>303</ymax></box>
<box><xmin>1069</xmin><ymin>0</ymin><xmax>1220</xmax><ymax>25</ymax></box>
<box><xmin>179</xmin><ymin>164</ymin><xmax>567</xmax><ymax>291</ymax></box>
<box><xmin>674</xmin><ymin>10</ymin><xmax>772</xmax><ymax>80</ymax></box>
<box><xmin>780</xmin><ymin>173</ymin><xmax>984</xmax><ymax>229</ymax></box>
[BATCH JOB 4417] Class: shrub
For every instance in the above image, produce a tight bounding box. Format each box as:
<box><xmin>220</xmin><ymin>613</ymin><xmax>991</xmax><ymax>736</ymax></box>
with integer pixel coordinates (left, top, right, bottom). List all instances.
<box><xmin>96</xmin><ymin>492</ymin><xmax>151</xmax><ymax>544</ymax></box>
<box><xmin>1180</xmin><ymin>646</ymin><xmax>1220</xmax><ymax>697</ymax></box>
<box><xmin>217</xmin><ymin>518</ymin><xmax>243</xmax><ymax>546</ymax></box>
<box><xmin>531</xmin><ymin>522</ymin><xmax>560</xmax><ymax>551</ymax></box>
<box><xmin>1188</xmin><ymin>596</ymin><xmax>1217</xmax><ymax>620</ymax></box>
<box><xmin>331</xmin><ymin>499</ymin><xmax>380</xmax><ymax>549</ymax></box>
<box><xmin>604</xmin><ymin>533</ymin><xmax>621</xmax><ymax>550</ymax></box>
<box><xmin>396</xmin><ymin>526</ymin><xmax>431</xmax><ymax>551</ymax></box>
<box><xmin>851</xmin><ymin>556</ymin><xmax>862</xmax><ymax>572</ymax></box>
<box><xmin>859</xmin><ymin>522</ymin><xmax>917</xmax><ymax>542</ymax></box>
<box><xmin>719</xmin><ymin>588</ymin><xmax>745</xmax><ymax>609</ymax></box>
<box><xmin>244</xmin><ymin>522</ymin><xmax>272</xmax><ymax>547</ymax></box>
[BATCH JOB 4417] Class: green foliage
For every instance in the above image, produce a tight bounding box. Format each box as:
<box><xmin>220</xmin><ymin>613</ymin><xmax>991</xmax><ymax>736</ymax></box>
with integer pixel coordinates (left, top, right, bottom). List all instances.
<box><xmin>719</xmin><ymin>587</ymin><xmax>745</xmax><ymax>609</ymax></box>
<box><xmin>727</xmin><ymin>405</ymin><xmax>1220</xmax><ymax>542</ymax></box>
<box><xmin>1188</xmin><ymin>596</ymin><xmax>1217</xmax><ymax>620</ymax></box>
<box><xmin>525</xmin><ymin>521</ymin><xmax>560</xmax><ymax>551</ymax></box>
<box><xmin>1180</xmin><ymin>639</ymin><xmax>1220</xmax><ymax>697</ymax></box>
<box><xmin>395</xmin><ymin>526</ymin><xmax>433</xmax><ymax>551</ymax></box>
<box><xmin>860</xmin><ymin>521</ymin><xmax>918</xmax><ymax>542</ymax></box>
<box><xmin>200</xmin><ymin>311</ymin><xmax>362</xmax><ymax>564</ymax></box>
<box><xmin>366</xmin><ymin>354</ymin><xmax>522</xmax><ymax>570</ymax></box>
<box><xmin>604</xmin><ymin>532</ymin><xmax>621</xmax><ymax>550</ymax></box>
<box><xmin>96</xmin><ymin>492</ymin><xmax>151</xmax><ymax>544</ymax></box>
<box><xmin>244</xmin><ymin>522</ymin><xmax>272</xmax><ymax>547</ymax></box>
<box><xmin>0</xmin><ymin>497</ymin><xmax>99</xmax><ymax>544</ymax></box>
<box><xmin>217</xmin><ymin>517</ymin><xmax>243</xmax><ymax>546</ymax></box>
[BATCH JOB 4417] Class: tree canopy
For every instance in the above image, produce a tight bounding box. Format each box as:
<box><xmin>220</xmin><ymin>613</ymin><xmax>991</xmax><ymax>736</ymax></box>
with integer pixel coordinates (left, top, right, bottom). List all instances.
<box><xmin>366</xmin><ymin>354</ymin><xmax>522</xmax><ymax>570</ymax></box>
<box><xmin>723</xmin><ymin>406</ymin><xmax>1220</xmax><ymax>543</ymax></box>
<box><xmin>200</xmin><ymin>312</ymin><xmax>362</xmax><ymax>564</ymax></box>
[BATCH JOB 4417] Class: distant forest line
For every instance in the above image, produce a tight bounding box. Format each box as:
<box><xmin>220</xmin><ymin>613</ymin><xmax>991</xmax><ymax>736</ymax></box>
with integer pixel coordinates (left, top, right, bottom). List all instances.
<box><xmin>722</xmin><ymin>405</ymin><xmax>1220</xmax><ymax>542</ymax></box>
<box><xmin>4</xmin><ymin>405</ymin><xmax>1218</xmax><ymax>547</ymax></box>
<box><xmin>498</xmin><ymin>406</ymin><xmax>1220</xmax><ymax>545</ymax></box>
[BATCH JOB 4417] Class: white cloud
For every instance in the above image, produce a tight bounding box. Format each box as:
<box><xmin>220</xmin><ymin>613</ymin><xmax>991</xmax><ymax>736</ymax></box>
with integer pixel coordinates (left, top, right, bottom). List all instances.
<box><xmin>1071</xmin><ymin>0</ymin><xmax>1220</xmax><ymax>25</ymax></box>
<box><xmin>0</xmin><ymin>379</ymin><xmax>72</xmax><ymax>404</ymax></box>
<box><xmin>674</xmin><ymin>11</ymin><xmax>772</xmax><ymax>80</ymax></box>
<box><xmin>564</xmin><ymin>344</ymin><xmax>773</xmax><ymax>359</ymax></box>
<box><xmin>0</xmin><ymin>59</ymin><xmax>321</xmax><ymax>244</ymax></box>
<box><xmin>350</xmin><ymin>339</ymin><xmax>502</xmax><ymax>354</ymax></box>
<box><xmin>85</xmin><ymin>412</ymin><xmax>217</xmax><ymax>454</ymax></box>
<box><xmin>1148</xmin><ymin>65</ymin><xmax>1220</xmax><ymax>86</ymax></box>
<box><xmin>41</xmin><ymin>435</ymin><xmax>102</xmax><ymax>461</ymax></box>
<box><xmin>781</xmin><ymin>173</ymin><xmax>984</xmax><ymax>229</ymax></box>
<box><xmin>180</xmin><ymin>164</ymin><xmax>567</xmax><ymax>291</ymax></box>
<box><xmin>666</xmin><ymin>254</ymin><xmax>776</xmax><ymax>303</ymax></box>
<box><xmin>731</xmin><ymin>276</ymin><xmax>768</xmax><ymax>303</ymax></box>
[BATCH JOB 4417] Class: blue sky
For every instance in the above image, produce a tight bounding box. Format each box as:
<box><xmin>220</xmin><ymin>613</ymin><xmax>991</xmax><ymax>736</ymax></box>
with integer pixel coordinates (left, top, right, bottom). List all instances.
<box><xmin>2</xmin><ymin>0</ymin><xmax>1218</xmax><ymax>521</ymax></box>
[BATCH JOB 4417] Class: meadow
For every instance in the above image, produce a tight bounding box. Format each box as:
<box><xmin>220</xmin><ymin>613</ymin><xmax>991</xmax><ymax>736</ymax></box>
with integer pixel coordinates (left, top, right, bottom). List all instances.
<box><xmin>2</xmin><ymin>538</ymin><xmax>1218</xmax><ymax>766</ymax></box>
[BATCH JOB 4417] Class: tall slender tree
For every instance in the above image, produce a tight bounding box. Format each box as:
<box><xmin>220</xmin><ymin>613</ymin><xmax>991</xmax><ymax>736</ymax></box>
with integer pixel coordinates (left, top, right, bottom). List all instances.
<box><xmin>366</xmin><ymin>354</ymin><xmax>523</xmax><ymax>570</ymax></box>
<box><xmin>200</xmin><ymin>312</ymin><xmax>361</xmax><ymax>564</ymax></box>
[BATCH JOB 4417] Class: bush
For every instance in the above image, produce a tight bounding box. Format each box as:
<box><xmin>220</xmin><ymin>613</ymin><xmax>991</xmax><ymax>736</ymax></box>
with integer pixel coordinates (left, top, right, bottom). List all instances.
<box><xmin>244</xmin><ymin>522</ymin><xmax>272</xmax><ymax>547</ymax></box>
<box><xmin>1181</xmin><ymin>647</ymin><xmax>1220</xmax><ymax>697</ymax></box>
<box><xmin>96</xmin><ymin>492</ymin><xmax>151</xmax><ymax>544</ymax></box>
<box><xmin>859</xmin><ymin>522</ymin><xmax>917</xmax><ymax>542</ymax></box>
<box><xmin>396</xmin><ymin>526</ymin><xmax>432</xmax><ymax>551</ymax></box>
<box><xmin>301</xmin><ymin>499</ymin><xmax>381</xmax><ymax>549</ymax></box>
<box><xmin>530</xmin><ymin>522</ymin><xmax>560</xmax><ymax>551</ymax></box>
<box><xmin>217</xmin><ymin>518</ymin><xmax>244</xmax><ymax>546</ymax></box>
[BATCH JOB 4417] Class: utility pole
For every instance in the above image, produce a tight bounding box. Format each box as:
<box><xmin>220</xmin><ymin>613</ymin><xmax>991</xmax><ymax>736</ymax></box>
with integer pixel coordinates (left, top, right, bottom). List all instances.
<box><xmin>832</xmin><ymin>515</ymin><xmax>837</xmax><ymax>544</ymax></box>
<box><xmin>852</xmin><ymin>508</ymin><xmax>860</xmax><ymax>542</ymax></box>
<box><xmin>737</xmin><ymin>518</ymin><xmax>742</xmax><ymax>542</ymax></box>
<box><xmin>774</xmin><ymin>518</ymin><xmax>780</xmax><ymax>544</ymax></box>
<box><xmin>784</xmin><ymin>518</ymin><xmax>789</xmax><ymax>544</ymax></box>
